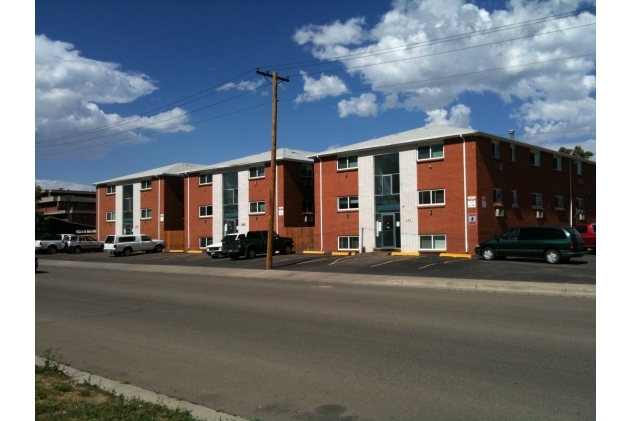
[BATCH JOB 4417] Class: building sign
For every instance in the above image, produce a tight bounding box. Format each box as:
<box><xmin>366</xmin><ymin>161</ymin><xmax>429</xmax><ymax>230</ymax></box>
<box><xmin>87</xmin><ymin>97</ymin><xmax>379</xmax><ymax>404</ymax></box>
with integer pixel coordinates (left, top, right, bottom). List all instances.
<box><xmin>278</xmin><ymin>206</ymin><xmax>284</xmax><ymax>216</ymax></box>
<box><xmin>468</xmin><ymin>196</ymin><xmax>476</xmax><ymax>208</ymax></box>
<box><xmin>76</xmin><ymin>229</ymin><xmax>96</xmax><ymax>234</ymax></box>
<box><xmin>468</xmin><ymin>214</ymin><xmax>477</xmax><ymax>225</ymax></box>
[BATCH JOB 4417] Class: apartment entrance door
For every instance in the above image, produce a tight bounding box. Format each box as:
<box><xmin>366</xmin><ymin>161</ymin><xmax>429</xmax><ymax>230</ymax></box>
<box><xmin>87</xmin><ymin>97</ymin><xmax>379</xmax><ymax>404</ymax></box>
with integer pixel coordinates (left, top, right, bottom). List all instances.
<box><xmin>224</xmin><ymin>219</ymin><xmax>238</xmax><ymax>236</ymax></box>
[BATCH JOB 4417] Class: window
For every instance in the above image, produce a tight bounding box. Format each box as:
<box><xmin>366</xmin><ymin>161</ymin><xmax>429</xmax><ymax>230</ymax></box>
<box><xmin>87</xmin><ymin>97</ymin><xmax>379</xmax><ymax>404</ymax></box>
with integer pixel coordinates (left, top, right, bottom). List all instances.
<box><xmin>491</xmin><ymin>142</ymin><xmax>500</xmax><ymax>158</ymax></box>
<box><xmin>553</xmin><ymin>156</ymin><xmax>563</xmax><ymax>171</ymax></box>
<box><xmin>338</xmin><ymin>236</ymin><xmax>359</xmax><ymax>250</ymax></box>
<box><xmin>249</xmin><ymin>166</ymin><xmax>265</xmax><ymax>178</ymax></box>
<box><xmin>575</xmin><ymin>198</ymin><xmax>584</xmax><ymax>211</ymax></box>
<box><xmin>141</xmin><ymin>208</ymin><xmax>152</xmax><ymax>219</ymax></box>
<box><xmin>199</xmin><ymin>237</ymin><xmax>213</xmax><ymax>248</ymax></box>
<box><xmin>106</xmin><ymin>211</ymin><xmax>116</xmax><ymax>222</ymax></box>
<box><xmin>199</xmin><ymin>173</ymin><xmax>212</xmax><ymax>185</ymax></box>
<box><xmin>554</xmin><ymin>196</ymin><xmax>564</xmax><ymax>210</ymax></box>
<box><xmin>419</xmin><ymin>234</ymin><xmax>446</xmax><ymax>251</ymax></box>
<box><xmin>249</xmin><ymin>201</ymin><xmax>265</xmax><ymax>214</ymax></box>
<box><xmin>141</xmin><ymin>180</ymin><xmax>152</xmax><ymax>190</ymax></box>
<box><xmin>574</xmin><ymin>161</ymin><xmax>583</xmax><ymax>175</ymax></box>
<box><xmin>106</xmin><ymin>185</ymin><xmax>115</xmax><ymax>194</ymax></box>
<box><xmin>512</xmin><ymin>190</ymin><xmax>518</xmax><ymax>206</ymax></box>
<box><xmin>302</xmin><ymin>164</ymin><xmax>313</xmax><ymax>177</ymax></box>
<box><xmin>417</xmin><ymin>143</ymin><xmax>444</xmax><ymax>160</ymax></box>
<box><xmin>531</xmin><ymin>193</ymin><xmax>543</xmax><ymax>208</ymax></box>
<box><xmin>492</xmin><ymin>188</ymin><xmax>502</xmax><ymax>205</ymax></box>
<box><xmin>337</xmin><ymin>155</ymin><xmax>358</xmax><ymax>170</ymax></box>
<box><xmin>199</xmin><ymin>205</ymin><xmax>213</xmax><ymax>217</ymax></box>
<box><xmin>418</xmin><ymin>189</ymin><xmax>445</xmax><ymax>206</ymax></box>
<box><xmin>338</xmin><ymin>196</ymin><xmax>359</xmax><ymax>210</ymax></box>
<box><xmin>375</xmin><ymin>174</ymin><xmax>400</xmax><ymax>195</ymax></box>
<box><xmin>303</xmin><ymin>201</ymin><xmax>314</xmax><ymax>212</ymax></box>
<box><xmin>530</xmin><ymin>150</ymin><xmax>541</xmax><ymax>167</ymax></box>
<box><xmin>510</xmin><ymin>145</ymin><xmax>516</xmax><ymax>162</ymax></box>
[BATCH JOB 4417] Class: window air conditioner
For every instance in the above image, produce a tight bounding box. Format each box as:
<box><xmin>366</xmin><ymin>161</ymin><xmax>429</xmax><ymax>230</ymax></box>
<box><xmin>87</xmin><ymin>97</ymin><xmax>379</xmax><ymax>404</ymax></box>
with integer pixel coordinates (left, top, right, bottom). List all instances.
<box><xmin>536</xmin><ymin>210</ymin><xmax>544</xmax><ymax>219</ymax></box>
<box><xmin>495</xmin><ymin>208</ymin><xmax>505</xmax><ymax>217</ymax></box>
<box><xmin>578</xmin><ymin>213</ymin><xmax>586</xmax><ymax>221</ymax></box>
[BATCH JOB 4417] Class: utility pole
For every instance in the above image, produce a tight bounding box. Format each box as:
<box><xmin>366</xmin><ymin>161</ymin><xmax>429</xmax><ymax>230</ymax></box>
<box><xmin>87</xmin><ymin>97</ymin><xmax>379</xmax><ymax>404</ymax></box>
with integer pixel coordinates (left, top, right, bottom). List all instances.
<box><xmin>256</xmin><ymin>69</ymin><xmax>289</xmax><ymax>270</ymax></box>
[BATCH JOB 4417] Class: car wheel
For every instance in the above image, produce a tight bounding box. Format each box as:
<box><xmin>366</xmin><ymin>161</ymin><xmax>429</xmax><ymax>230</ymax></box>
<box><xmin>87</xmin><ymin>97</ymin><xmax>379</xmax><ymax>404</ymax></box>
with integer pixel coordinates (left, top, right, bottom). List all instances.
<box><xmin>47</xmin><ymin>245</ymin><xmax>57</xmax><ymax>255</ymax></box>
<box><xmin>154</xmin><ymin>244</ymin><xmax>164</xmax><ymax>253</ymax></box>
<box><xmin>481</xmin><ymin>247</ymin><xmax>496</xmax><ymax>260</ymax></box>
<box><xmin>545</xmin><ymin>249</ymin><xmax>561</xmax><ymax>264</ymax></box>
<box><xmin>73</xmin><ymin>246</ymin><xmax>81</xmax><ymax>254</ymax></box>
<box><xmin>123</xmin><ymin>248</ymin><xmax>132</xmax><ymax>257</ymax></box>
<box><xmin>246</xmin><ymin>247</ymin><xmax>256</xmax><ymax>259</ymax></box>
<box><xmin>282</xmin><ymin>244</ymin><xmax>292</xmax><ymax>255</ymax></box>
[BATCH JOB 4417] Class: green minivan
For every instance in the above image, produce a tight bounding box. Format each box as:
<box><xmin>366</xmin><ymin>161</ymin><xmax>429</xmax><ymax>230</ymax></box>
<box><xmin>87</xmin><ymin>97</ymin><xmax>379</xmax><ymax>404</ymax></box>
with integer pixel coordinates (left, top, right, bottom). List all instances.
<box><xmin>474</xmin><ymin>226</ymin><xmax>585</xmax><ymax>264</ymax></box>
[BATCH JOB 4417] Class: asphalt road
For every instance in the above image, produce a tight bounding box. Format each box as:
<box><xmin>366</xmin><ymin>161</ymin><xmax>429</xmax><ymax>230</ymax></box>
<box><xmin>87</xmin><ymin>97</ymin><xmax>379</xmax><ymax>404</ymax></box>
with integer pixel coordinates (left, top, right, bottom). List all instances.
<box><xmin>36</xmin><ymin>262</ymin><xmax>595</xmax><ymax>421</ymax></box>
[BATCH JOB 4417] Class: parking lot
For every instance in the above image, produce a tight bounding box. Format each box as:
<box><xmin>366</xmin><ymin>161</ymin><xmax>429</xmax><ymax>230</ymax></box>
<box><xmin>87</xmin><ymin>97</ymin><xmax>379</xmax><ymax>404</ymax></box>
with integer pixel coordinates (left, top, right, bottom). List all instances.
<box><xmin>37</xmin><ymin>249</ymin><xmax>596</xmax><ymax>285</ymax></box>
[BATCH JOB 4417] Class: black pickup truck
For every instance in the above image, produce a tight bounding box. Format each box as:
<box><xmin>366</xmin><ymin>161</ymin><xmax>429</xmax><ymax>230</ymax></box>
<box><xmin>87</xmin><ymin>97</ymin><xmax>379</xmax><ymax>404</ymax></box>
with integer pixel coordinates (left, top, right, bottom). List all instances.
<box><xmin>222</xmin><ymin>230</ymin><xmax>294</xmax><ymax>260</ymax></box>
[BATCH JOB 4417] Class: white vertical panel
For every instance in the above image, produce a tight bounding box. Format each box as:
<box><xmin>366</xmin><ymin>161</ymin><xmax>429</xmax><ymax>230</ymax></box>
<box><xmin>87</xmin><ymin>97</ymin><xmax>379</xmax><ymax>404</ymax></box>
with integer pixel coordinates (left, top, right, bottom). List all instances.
<box><xmin>399</xmin><ymin>148</ymin><xmax>418</xmax><ymax>252</ymax></box>
<box><xmin>115</xmin><ymin>185</ymin><xmax>123</xmax><ymax>235</ymax></box>
<box><xmin>238</xmin><ymin>169</ymin><xmax>249</xmax><ymax>234</ymax></box>
<box><xmin>213</xmin><ymin>173</ymin><xmax>223</xmax><ymax>238</ymax></box>
<box><xmin>133</xmin><ymin>183</ymin><xmax>141</xmax><ymax>234</ymax></box>
<box><xmin>358</xmin><ymin>153</ymin><xmax>375</xmax><ymax>253</ymax></box>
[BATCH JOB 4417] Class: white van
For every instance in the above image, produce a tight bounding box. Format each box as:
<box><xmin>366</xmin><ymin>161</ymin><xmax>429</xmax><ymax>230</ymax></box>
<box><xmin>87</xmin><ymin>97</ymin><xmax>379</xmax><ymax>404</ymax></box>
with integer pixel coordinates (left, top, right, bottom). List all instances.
<box><xmin>104</xmin><ymin>234</ymin><xmax>165</xmax><ymax>256</ymax></box>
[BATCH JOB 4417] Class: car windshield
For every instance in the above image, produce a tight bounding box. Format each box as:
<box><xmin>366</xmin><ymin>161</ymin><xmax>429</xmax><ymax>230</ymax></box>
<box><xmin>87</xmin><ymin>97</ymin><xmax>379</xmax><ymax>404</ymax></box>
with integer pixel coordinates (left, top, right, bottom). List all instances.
<box><xmin>104</xmin><ymin>236</ymin><xmax>115</xmax><ymax>243</ymax></box>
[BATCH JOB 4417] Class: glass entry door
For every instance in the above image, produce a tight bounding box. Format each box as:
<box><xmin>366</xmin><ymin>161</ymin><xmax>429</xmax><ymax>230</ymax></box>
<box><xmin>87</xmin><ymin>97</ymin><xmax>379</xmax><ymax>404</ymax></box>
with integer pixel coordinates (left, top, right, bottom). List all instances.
<box><xmin>224</xmin><ymin>219</ymin><xmax>238</xmax><ymax>235</ymax></box>
<box><xmin>381</xmin><ymin>213</ymin><xmax>396</xmax><ymax>248</ymax></box>
<box><xmin>123</xmin><ymin>223</ymin><xmax>133</xmax><ymax>235</ymax></box>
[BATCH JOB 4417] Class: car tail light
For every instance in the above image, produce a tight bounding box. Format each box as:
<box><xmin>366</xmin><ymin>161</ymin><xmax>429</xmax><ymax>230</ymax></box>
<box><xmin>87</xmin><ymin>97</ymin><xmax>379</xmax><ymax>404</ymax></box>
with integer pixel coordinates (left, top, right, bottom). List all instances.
<box><xmin>569</xmin><ymin>242</ymin><xmax>575</xmax><ymax>250</ymax></box>
<box><xmin>237</xmin><ymin>241</ymin><xmax>241</xmax><ymax>247</ymax></box>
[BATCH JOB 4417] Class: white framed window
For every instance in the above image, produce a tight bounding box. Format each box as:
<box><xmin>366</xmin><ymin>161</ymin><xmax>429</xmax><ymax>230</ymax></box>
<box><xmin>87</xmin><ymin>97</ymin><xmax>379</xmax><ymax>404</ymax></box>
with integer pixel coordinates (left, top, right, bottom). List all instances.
<box><xmin>249</xmin><ymin>201</ymin><xmax>265</xmax><ymax>214</ymax></box>
<box><xmin>302</xmin><ymin>164</ymin><xmax>313</xmax><ymax>177</ymax></box>
<box><xmin>141</xmin><ymin>208</ymin><xmax>152</xmax><ymax>219</ymax></box>
<box><xmin>553</xmin><ymin>156</ymin><xmax>563</xmax><ymax>171</ymax></box>
<box><xmin>338</xmin><ymin>196</ymin><xmax>359</xmax><ymax>210</ymax></box>
<box><xmin>249</xmin><ymin>166</ymin><xmax>265</xmax><ymax>178</ymax></box>
<box><xmin>199</xmin><ymin>173</ymin><xmax>212</xmax><ymax>185</ymax></box>
<box><xmin>575</xmin><ymin>198</ymin><xmax>584</xmax><ymax>211</ymax></box>
<box><xmin>418</xmin><ymin>189</ymin><xmax>445</xmax><ymax>206</ymax></box>
<box><xmin>574</xmin><ymin>161</ymin><xmax>583</xmax><ymax>175</ymax></box>
<box><xmin>199</xmin><ymin>237</ymin><xmax>213</xmax><ymax>248</ymax></box>
<box><xmin>141</xmin><ymin>180</ymin><xmax>152</xmax><ymax>190</ymax></box>
<box><xmin>554</xmin><ymin>195</ymin><xmax>564</xmax><ymax>210</ymax></box>
<box><xmin>417</xmin><ymin>143</ymin><xmax>444</xmax><ymax>160</ymax></box>
<box><xmin>511</xmin><ymin>190</ymin><xmax>518</xmax><ymax>206</ymax></box>
<box><xmin>531</xmin><ymin>193</ymin><xmax>543</xmax><ymax>208</ymax></box>
<box><xmin>337</xmin><ymin>155</ymin><xmax>358</xmax><ymax>170</ymax></box>
<box><xmin>106</xmin><ymin>185</ymin><xmax>115</xmax><ymax>195</ymax></box>
<box><xmin>530</xmin><ymin>150</ymin><xmax>541</xmax><ymax>167</ymax></box>
<box><xmin>492</xmin><ymin>188</ymin><xmax>502</xmax><ymax>205</ymax></box>
<box><xmin>510</xmin><ymin>145</ymin><xmax>516</xmax><ymax>162</ymax></box>
<box><xmin>106</xmin><ymin>211</ymin><xmax>116</xmax><ymax>222</ymax></box>
<box><xmin>199</xmin><ymin>205</ymin><xmax>213</xmax><ymax>217</ymax></box>
<box><xmin>491</xmin><ymin>141</ymin><xmax>501</xmax><ymax>158</ymax></box>
<box><xmin>338</xmin><ymin>236</ymin><xmax>359</xmax><ymax>250</ymax></box>
<box><xmin>419</xmin><ymin>234</ymin><xmax>446</xmax><ymax>251</ymax></box>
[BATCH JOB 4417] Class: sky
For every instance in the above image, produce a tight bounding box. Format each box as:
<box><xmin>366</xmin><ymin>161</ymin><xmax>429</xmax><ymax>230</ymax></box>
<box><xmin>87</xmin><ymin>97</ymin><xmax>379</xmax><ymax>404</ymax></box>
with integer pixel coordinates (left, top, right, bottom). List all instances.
<box><xmin>32</xmin><ymin>0</ymin><xmax>597</xmax><ymax>191</ymax></box>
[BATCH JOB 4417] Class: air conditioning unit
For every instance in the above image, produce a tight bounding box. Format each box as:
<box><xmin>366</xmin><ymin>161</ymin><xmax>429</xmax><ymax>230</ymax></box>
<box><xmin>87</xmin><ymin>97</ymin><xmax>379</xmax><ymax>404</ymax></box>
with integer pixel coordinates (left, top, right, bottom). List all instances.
<box><xmin>536</xmin><ymin>210</ymin><xmax>544</xmax><ymax>219</ymax></box>
<box><xmin>495</xmin><ymin>208</ymin><xmax>505</xmax><ymax>217</ymax></box>
<box><xmin>578</xmin><ymin>213</ymin><xmax>586</xmax><ymax>221</ymax></box>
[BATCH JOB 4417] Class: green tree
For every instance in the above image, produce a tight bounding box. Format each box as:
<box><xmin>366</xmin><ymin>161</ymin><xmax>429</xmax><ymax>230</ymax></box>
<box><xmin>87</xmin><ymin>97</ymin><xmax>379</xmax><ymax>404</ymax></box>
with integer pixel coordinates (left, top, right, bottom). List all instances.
<box><xmin>558</xmin><ymin>146</ymin><xmax>594</xmax><ymax>160</ymax></box>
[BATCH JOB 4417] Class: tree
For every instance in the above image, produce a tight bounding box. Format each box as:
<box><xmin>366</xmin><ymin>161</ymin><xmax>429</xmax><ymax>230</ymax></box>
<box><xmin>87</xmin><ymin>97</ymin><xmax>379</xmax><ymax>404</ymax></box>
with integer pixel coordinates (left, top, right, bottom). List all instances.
<box><xmin>558</xmin><ymin>146</ymin><xmax>594</xmax><ymax>160</ymax></box>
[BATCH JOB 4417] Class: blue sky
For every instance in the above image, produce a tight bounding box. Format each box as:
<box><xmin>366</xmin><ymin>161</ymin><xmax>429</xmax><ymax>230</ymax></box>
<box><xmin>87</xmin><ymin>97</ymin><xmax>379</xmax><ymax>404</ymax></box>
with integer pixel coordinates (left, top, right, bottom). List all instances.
<box><xmin>33</xmin><ymin>0</ymin><xmax>596</xmax><ymax>190</ymax></box>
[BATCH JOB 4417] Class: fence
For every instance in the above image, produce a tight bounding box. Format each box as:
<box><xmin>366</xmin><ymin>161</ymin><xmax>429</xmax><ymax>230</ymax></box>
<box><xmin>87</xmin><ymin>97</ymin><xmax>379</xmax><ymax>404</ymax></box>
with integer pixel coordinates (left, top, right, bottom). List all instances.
<box><xmin>284</xmin><ymin>227</ymin><xmax>315</xmax><ymax>252</ymax></box>
<box><xmin>163</xmin><ymin>230</ymin><xmax>185</xmax><ymax>251</ymax></box>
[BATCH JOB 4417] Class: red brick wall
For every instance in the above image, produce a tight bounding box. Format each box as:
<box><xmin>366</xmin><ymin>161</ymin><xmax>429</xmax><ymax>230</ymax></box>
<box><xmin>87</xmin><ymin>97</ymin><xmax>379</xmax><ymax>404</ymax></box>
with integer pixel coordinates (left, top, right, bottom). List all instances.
<box><xmin>140</xmin><ymin>180</ymin><xmax>160</xmax><ymax>238</ymax></box>
<box><xmin>249</xmin><ymin>164</ymin><xmax>272</xmax><ymax>232</ymax></box>
<box><xmin>97</xmin><ymin>186</ymin><xmax>116</xmax><ymax>240</ymax></box>
<box><xmin>314</xmin><ymin>156</ymin><xmax>359</xmax><ymax>251</ymax></box>
<box><xmin>184</xmin><ymin>174</ymin><xmax>214</xmax><ymax>250</ymax></box>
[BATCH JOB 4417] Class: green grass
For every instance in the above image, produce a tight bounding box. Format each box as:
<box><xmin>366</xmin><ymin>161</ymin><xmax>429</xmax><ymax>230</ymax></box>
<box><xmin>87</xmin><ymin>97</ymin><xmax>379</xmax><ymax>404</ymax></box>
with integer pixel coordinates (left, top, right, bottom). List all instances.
<box><xmin>36</xmin><ymin>351</ymin><xmax>201</xmax><ymax>421</ymax></box>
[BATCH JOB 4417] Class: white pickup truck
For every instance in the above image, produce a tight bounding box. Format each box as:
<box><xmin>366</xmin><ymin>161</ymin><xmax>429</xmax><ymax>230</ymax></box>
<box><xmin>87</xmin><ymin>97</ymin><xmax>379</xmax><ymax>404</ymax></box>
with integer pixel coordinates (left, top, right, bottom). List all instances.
<box><xmin>103</xmin><ymin>234</ymin><xmax>165</xmax><ymax>256</ymax></box>
<box><xmin>35</xmin><ymin>234</ymin><xmax>74</xmax><ymax>254</ymax></box>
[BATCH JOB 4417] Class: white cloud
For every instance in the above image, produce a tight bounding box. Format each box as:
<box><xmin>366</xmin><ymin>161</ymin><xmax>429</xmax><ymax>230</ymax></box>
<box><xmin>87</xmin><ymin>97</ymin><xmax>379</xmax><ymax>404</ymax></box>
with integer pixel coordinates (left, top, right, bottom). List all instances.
<box><xmin>296</xmin><ymin>72</ymin><xmax>348</xmax><ymax>103</ymax></box>
<box><xmin>338</xmin><ymin>93</ymin><xmax>378</xmax><ymax>117</ymax></box>
<box><xmin>218</xmin><ymin>79</ymin><xmax>265</xmax><ymax>92</ymax></box>
<box><xmin>425</xmin><ymin>104</ymin><xmax>471</xmax><ymax>128</ymax></box>
<box><xmin>35</xmin><ymin>35</ymin><xmax>193</xmax><ymax>157</ymax></box>
<box><xmin>293</xmin><ymin>0</ymin><xmax>596</xmax><ymax>134</ymax></box>
<box><xmin>36</xmin><ymin>179</ymin><xmax>95</xmax><ymax>191</ymax></box>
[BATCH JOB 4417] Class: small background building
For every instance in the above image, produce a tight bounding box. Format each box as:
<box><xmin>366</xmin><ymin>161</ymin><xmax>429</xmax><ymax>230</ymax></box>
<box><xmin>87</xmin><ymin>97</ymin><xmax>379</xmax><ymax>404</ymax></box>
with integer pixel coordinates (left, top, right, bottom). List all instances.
<box><xmin>36</xmin><ymin>188</ymin><xmax>96</xmax><ymax>227</ymax></box>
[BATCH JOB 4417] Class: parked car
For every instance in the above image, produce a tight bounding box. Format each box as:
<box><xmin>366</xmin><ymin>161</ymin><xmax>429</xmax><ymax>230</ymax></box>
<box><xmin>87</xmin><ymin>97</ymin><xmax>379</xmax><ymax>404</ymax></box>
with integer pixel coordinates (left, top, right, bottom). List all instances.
<box><xmin>35</xmin><ymin>234</ymin><xmax>74</xmax><ymax>255</ymax></box>
<box><xmin>103</xmin><ymin>234</ymin><xmax>165</xmax><ymax>256</ymax></box>
<box><xmin>206</xmin><ymin>233</ymin><xmax>245</xmax><ymax>258</ymax></box>
<box><xmin>35</xmin><ymin>256</ymin><xmax>38</xmax><ymax>272</ymax></box>
<box><xmin>222</xmin><ymin>230</ymin><xmax>294</xmax><ymax>260</ymax></box>
<box><xmin>65</xmin><ymin>235</ymin><xmax>105</xmax><ymax>254</ymax></box>
<box><xmin>575</xmin><ymin>223</ymin><xmax>596</xmax><ymax>253</ymax></box>
<box><xmin>475</xmin><ymin>226</ymin><xmax>584</xmax><ymax>264</ymax></box>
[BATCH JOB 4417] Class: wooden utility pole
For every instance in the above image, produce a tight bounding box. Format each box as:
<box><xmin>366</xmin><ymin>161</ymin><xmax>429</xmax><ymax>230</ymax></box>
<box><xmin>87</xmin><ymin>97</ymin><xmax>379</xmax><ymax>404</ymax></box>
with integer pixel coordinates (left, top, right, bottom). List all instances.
<box><xmin>256</xmin><ymin>69</ymin><xmax>289</xmax><ymax>270</ymax></box>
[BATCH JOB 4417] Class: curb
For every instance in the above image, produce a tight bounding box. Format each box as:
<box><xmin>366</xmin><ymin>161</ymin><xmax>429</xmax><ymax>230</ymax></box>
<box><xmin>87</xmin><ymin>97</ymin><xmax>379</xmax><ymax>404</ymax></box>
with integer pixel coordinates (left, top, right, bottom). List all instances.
<box><xmin>391</xmin><ymin>251</ymin><xmax>420</xmax><ymax>257</ymax></box>
<box><xmin>440</xmin><ymin>253</ymin><xmax>472</xmax><ymax>259</ymax></box>
<box><xmin>35</xmin><ymin>356</ymin><xmax>247</xmax><ymax>421</ymax></box>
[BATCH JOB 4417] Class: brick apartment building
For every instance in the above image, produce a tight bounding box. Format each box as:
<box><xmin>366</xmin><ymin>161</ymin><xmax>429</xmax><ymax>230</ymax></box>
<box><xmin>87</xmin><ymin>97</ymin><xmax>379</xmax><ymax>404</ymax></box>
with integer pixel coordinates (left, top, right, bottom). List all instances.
<box><xmin>309</xmin><ymin>125</ymin><xmax>596</xmax><ymax>254</ymax></box>
<box><xmin>36</xmin><ymin>188</ymin><xmax>97</xmax><ymax>226</ymax></box>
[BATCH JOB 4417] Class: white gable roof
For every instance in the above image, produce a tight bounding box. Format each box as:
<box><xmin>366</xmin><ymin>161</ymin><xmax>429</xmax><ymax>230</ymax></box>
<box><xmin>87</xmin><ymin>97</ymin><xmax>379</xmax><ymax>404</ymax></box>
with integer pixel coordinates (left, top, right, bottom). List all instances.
<box><xmin>94</xmin><ymin>163</ymin><xmax>206</xmax><ymax>185</ymax></box>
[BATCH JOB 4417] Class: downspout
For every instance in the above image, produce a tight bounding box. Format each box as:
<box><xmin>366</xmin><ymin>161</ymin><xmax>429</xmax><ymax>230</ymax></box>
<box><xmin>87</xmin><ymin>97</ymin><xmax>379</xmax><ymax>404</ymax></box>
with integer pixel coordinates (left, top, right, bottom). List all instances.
<box><xmin>183</xmin><ymin>172</ymin><xmax>190</xmax><ymax>252</ymax></box>
<box><xmin>157</xmin><ymin>176</ymin><xmax>161</xmax><ymax>240</ymax></box>
<box><xmin>569</xmin><ymin>158</ymin><xmax>573</xmax><ymax>226</ymax></box>
<box><xmin>96</xmin><ymin>186</ymin><xmax>100</xmax><ymax>240</ymax></box>
<box><xmin>460</xmin><ymin>135</ymin><xmax>469</xmax><ymax>254</ymax></box>
<box><xmin>317</xmin><ymin>155</ymin><xmax>323</xmax><ymax>251</ymax></box>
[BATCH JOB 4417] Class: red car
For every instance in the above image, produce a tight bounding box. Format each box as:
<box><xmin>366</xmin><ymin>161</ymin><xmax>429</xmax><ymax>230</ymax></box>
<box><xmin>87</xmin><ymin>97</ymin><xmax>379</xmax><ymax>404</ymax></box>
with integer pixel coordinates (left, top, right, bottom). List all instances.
<box><xmin>576</xmin><ymin>223</ymin><xmax>596</xmax><ymax>253</ymax></box>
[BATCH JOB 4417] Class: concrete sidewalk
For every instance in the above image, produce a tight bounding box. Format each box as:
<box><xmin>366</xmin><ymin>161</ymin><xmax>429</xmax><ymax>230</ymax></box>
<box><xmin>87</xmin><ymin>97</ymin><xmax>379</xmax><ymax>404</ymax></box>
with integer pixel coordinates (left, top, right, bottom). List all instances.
<box><xmin>39</xmin><ymin>259</ymin><xmax>595</xmax><ymax>297</ymax></box>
